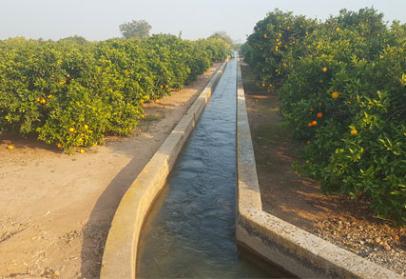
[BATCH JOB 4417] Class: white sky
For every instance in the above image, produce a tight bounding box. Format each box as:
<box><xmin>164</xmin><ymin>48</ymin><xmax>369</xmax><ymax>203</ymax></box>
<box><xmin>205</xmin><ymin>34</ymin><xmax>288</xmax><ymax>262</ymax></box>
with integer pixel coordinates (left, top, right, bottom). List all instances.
<box><xmin>1</xmin><ymin>0</ymin><xmax>405</xmax><ymax>42</ymax></box>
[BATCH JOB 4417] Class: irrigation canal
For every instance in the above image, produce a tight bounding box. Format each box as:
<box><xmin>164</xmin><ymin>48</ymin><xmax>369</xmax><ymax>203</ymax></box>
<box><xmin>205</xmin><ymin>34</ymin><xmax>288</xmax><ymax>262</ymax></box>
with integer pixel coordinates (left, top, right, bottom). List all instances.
<box><xmin>137</xmin><ymin>58</ymin><xmax>293</xmax><ymax>278</ymax></box>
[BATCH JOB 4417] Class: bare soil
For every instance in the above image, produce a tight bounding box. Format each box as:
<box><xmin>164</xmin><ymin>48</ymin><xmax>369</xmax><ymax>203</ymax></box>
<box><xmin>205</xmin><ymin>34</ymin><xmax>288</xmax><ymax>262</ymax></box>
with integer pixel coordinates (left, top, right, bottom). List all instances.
<box><xmin>241</xmin><ymin>64</ymin><xmax>406</xmax><ymax>277</ymax></box>
<box><xmin>0</xmin><ymin>64</ymin><xmax>220</xmax><ymax>279</ymax></box>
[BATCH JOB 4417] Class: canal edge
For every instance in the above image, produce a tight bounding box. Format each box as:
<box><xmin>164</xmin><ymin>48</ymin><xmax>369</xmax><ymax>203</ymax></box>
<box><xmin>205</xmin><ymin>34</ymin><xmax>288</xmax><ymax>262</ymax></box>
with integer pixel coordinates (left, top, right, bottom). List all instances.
<box><xmin>100</xmin><ymin>60</ymin><xmax>228</xmax><ymax>279</ymax></box>
<box><xmin>235</xmin><ymin>59</ymin><xmax>402</xmax><ymax>279</ymax></box>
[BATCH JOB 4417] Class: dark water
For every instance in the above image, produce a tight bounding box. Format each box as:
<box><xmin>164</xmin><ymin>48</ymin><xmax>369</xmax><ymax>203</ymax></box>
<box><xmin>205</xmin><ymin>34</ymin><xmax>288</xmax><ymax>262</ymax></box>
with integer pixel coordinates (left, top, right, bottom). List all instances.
<box><xmin>137</xmin><ymin>59</ymin><xmax>292</xmax><ymax>278</ymax></box>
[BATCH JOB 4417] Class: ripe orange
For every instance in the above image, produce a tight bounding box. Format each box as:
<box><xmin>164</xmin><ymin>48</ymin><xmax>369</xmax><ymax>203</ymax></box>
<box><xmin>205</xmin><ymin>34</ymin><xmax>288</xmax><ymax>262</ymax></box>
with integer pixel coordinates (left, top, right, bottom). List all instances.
<box><xmin>316</xmin><ymin>112</ymin><xmax>323</xmax><ymax>119</ymax></box>
<box><xmin>331</xmin><ymin>91</ymin><xmax>340</xmax><ymax>99</ymax></box>
<box><xmin>311</xmin><ymin>120</ymin><xmax>318</xmax><ymax>126</ymax></box>
<box><xmin>6</xmin><ymin>144</ymin><xmax>15</xmax><ymax>150</ymax></box>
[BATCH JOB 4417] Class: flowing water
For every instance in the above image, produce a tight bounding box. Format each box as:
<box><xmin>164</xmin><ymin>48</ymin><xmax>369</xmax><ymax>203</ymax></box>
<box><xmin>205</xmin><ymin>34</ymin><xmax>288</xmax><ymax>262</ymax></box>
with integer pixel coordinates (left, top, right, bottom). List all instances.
<box><xmin>137</xmin><ymin>58</ymin><xmax>293</xmax><ymax>278</ymax></box>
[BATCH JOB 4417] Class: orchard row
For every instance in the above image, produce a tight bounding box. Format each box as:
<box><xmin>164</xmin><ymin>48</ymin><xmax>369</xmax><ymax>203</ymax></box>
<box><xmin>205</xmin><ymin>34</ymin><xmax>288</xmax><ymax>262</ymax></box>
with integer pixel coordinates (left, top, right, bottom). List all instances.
<box><xmin>242</xmin><ymin>8</ymin><xmax>406</xmax><ymax>223</ymax></box>
<box><xmin>0</xmin><ymin>35</ymin><xmax>230</xmax><ymax>150</ymax></box>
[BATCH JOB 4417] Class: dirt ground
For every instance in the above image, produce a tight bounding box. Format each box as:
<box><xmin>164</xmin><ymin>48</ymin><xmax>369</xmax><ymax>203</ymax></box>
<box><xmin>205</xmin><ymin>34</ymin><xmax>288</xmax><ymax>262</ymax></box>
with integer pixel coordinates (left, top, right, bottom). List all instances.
<box><xmin>241</xmin><ymin>64</ymin><xmax>406</xmax><ymax>277</ymax></box>
<box><xmin>0</xmin><ymin>64</ymin><xmax>220</xmax><ymax>279</ymax></box>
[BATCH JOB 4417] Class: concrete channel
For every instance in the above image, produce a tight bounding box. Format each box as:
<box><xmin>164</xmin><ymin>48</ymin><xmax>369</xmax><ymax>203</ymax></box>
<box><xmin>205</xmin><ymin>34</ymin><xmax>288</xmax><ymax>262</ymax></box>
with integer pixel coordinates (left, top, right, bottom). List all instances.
<box><xmin>136</xmin><ymin>57</ymin><xmax>292</xmax><ymax>278</ymax></box>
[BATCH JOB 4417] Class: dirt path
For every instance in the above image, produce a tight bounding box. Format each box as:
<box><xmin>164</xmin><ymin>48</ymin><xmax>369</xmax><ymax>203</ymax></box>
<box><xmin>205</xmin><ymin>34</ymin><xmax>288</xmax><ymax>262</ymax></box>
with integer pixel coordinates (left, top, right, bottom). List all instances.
<box><xmin>0</xmin><ymin>64</ymin><xmax>220</xmax><ymax>279</ymax></box>
<box><xmin>241</xmin><ymin>64</ymin><xmax>406</xmax><ymax>276</ymax></box>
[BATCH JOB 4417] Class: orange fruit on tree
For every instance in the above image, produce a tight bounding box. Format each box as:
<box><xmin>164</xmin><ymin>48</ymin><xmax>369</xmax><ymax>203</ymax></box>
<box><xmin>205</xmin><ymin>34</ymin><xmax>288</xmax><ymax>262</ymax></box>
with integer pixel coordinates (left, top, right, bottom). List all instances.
<box><xmin>331</xmin><ymin>91</ymin><xmax>340</xmax><ymax>99</ymax></box>
<box><xmin>316</xmin><ymin>112</ymin><xmax>323</xmax><ymax>119</ymax></box>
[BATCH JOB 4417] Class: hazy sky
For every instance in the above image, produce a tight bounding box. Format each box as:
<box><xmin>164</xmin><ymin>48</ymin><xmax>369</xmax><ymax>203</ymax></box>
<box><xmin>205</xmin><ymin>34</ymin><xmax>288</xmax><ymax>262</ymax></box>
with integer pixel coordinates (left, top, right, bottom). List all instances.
<box><xmin>1</xmin><ymin>0</ymin><xmax>405</xmax><ymax>42</ymax></box>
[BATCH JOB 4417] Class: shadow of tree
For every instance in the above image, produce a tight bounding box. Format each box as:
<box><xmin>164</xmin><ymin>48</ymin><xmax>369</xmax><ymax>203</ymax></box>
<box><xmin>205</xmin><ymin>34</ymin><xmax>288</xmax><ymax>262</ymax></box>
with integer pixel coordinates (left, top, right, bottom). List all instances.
<box><xmin>80</xmin><ymin>152</ymin><xmax>146</xmax><ymax>278</ymax></box>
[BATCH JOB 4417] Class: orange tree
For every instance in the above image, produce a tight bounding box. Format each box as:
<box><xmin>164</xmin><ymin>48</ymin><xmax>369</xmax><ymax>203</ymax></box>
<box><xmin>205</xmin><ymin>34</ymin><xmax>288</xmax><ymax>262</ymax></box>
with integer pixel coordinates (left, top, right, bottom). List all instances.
<box><xmin>242</xmin><ymin>9</ymin><xmax>316</xmax><ymax>90</ymax></box>
<box><xmin>243</xmin><ymin>8</ymin><xmax>406</xmax><ymax>223</ymax></box>
<box><xmin>0</xmin><ymin>35</ymin><xmax>230</xmax><ymax>151</ymax></box>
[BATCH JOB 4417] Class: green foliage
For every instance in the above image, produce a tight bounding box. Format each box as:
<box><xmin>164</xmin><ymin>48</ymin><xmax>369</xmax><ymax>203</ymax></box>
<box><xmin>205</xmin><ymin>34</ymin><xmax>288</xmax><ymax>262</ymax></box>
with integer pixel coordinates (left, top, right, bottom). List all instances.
<box><xmin>119</xmin><ymin>19</ymin><xmax>152</xmax><ymax>39</ymax></box>
<box><xmin>209</xmin><ymin>31</ymin><xmax>234</xmax><ymax>46</ymax></box>
<box><xmin>0</xmin><ymin>35</ymin><xmax>230</xmax><ymax>151</ymax></box>
<box><xmin>243</xmin><ymin>8</ymin><xmax>406</xmax><ymax>223</ymax></box>
<box><xmin>242</xmin><ymin>9</ymin><xmax>317</xmax><ymax>89</ymax></box>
